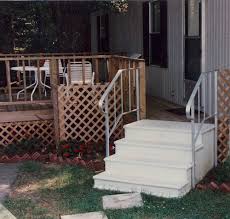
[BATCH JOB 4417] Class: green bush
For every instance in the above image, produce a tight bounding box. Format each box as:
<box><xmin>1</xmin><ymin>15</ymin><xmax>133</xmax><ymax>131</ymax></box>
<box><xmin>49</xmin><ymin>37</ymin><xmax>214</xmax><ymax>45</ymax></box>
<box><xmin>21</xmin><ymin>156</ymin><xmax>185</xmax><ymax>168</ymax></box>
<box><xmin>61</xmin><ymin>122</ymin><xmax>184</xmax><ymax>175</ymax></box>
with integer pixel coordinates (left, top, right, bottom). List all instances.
<box><xmin>0</xmin><ymin>138</ymin><xmax>49</xmax><ymax>157</ymax></box>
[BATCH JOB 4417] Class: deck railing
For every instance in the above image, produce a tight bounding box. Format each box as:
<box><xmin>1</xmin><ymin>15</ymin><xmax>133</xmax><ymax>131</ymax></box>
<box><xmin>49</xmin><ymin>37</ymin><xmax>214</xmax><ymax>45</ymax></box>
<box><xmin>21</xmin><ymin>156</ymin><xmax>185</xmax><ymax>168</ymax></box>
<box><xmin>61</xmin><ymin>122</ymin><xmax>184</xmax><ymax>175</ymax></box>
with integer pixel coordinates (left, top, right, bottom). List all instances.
<box><xmin>0</xmin><ymin>53</ymin><xmax>145</xmax><ymax>104</ymax></box>
<box><xmin>0</xmin><ymin>53</ymin><xmax>146</xmax><ymax>148</ymax></box>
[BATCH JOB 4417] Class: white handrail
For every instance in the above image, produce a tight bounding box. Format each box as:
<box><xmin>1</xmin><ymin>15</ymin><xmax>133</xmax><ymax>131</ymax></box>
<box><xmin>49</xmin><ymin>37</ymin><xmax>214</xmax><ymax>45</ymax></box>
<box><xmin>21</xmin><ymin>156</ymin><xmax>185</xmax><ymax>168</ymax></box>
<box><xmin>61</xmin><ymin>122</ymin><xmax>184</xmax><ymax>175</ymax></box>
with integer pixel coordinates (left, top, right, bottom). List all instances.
<box><xmin>186</xmin><ymin>70</ymin><xmax>218</xmax><ymax>188</ymax></box>
<box><xmin>99</xmin><ymin>67</ymin><xmax>141</xmax><ymax>157</ymax></box>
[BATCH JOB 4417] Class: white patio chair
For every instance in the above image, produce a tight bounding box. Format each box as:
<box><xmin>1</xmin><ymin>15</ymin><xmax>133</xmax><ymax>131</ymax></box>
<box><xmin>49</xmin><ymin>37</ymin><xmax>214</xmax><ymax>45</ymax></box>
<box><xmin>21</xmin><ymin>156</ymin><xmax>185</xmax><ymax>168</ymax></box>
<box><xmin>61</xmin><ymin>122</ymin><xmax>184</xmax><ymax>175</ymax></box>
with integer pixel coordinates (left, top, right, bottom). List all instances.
<box><xmin>68</xmin><ymin>61</ymin><xmax>95</xmax><ymax>85</ymax></box>
<box><xmin>43</xmin><ymin>59</ymin><xmax>67</xmax><ymax>86</ymax></box>
<box><xmin>128</xmin><ymin>53</ymin><xmax>142</xmax><ymax>59</ymax></box>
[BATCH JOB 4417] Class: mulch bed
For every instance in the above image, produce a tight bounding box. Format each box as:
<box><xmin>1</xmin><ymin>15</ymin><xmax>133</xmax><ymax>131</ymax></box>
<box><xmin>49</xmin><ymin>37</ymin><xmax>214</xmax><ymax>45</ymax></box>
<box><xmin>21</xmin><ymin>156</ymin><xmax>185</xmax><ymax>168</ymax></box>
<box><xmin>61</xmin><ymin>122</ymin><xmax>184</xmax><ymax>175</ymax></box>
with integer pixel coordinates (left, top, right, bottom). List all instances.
<box><xmin>0</xmin><ymin>152</ymin><xmax>105</xmax><ymax>172</ymax></box>
<box><xmin>196</xmin><ymin>181</ymin><xmax>230</xmax><ymax>193</ymax></box>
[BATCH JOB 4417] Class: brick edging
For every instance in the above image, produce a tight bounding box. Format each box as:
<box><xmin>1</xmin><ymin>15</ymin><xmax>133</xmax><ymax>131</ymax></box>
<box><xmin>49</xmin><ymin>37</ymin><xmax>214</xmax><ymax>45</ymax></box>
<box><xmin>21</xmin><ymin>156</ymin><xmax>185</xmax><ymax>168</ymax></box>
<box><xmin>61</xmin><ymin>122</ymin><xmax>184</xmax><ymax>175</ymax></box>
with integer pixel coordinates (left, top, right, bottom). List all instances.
<box><xmin>196</xmin><ymin>181</ymin><xmax>230</xmax><ymax>193</ymax></box>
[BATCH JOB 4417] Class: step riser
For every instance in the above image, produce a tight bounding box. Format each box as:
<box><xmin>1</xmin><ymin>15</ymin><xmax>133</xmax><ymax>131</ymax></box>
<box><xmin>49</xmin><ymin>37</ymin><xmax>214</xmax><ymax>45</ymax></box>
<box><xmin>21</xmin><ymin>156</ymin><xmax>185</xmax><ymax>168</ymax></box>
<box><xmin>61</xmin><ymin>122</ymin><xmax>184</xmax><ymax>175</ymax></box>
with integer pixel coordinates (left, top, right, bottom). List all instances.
<box><xmin>94</xmin><ymin>179</ymin><xmax>190</xmax><ymax>198</ymax></box>
<box><xmin>105</xmin><ymin>161</ymin><xmax>191</xmax><ymax>182</ymax></box>
<box><xmin>115</xmin><ymin>145</ymin><xmax>192</xmax><ymax>163</ymax></box>
<box><xmin>125</xmin><ymin>129</ymin><xmax>202</xmax><ymax>145</ymax></box>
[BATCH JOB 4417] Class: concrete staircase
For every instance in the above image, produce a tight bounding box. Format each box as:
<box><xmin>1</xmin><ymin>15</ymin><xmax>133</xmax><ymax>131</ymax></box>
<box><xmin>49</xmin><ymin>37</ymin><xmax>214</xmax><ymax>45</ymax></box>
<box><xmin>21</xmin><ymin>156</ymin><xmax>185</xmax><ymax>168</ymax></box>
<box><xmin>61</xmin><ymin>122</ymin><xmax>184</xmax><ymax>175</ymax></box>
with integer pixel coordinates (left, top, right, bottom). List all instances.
<box><xmin>94</xmin><ymin>120</ymin><xmax>215</xmax><ymax>198</ymax></box>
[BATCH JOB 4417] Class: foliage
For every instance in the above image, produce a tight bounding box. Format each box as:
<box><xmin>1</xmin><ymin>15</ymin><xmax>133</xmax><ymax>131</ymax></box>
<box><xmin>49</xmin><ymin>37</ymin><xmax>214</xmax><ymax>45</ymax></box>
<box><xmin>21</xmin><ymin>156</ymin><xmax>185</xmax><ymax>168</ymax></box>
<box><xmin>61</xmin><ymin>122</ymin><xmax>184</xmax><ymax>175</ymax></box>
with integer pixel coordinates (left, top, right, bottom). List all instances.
<box><xmin>59</xmin><ymin>140</ymin><xmax>105</xmax><ymax>161</ymax></box>
<box><xmin>0</xmin><ymin>1</ymin><xmax>129</xmax><ymax>53</ymax></box>
<box><xmin>0</xmin><ymin>2</ymin><xmax>57</xmax><ymax>53</ymax></box>
<box><xmin>4</xmin><ymin>159</ymin><xmax>230</xmax><ymax>219</ymax></box>
<box><xmin>202</xmin><ymin>158</ymin><xmax>230</xmax><ymax>183</ymax></box>
<box><xmin>0</xmin><ymin>138</ymin><xmax>49</xmax><ymax>157</ymax></box>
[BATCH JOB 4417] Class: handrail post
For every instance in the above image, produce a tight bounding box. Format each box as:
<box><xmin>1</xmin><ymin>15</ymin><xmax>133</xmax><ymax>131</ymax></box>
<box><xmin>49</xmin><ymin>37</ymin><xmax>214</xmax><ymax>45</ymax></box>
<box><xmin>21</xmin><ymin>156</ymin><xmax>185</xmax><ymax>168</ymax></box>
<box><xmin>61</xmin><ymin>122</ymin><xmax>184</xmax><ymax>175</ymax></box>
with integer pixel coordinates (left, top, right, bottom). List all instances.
<box><xmin>105</xmin><ymin>96</ymin><xmax>110</xmax><ymax>157</ymax></box>
<box><xmin>136</xmin><ymin>68</ymin><xmax>140</xmax><ymax>120</ymax></box>
<box><xmin>191</xmin><ymin>102</ymin><xmax>196</xmax><ymax>188</ymax></box>
<box><xmin>214</xmin><ymin>70</ymin><xmax>218</xmax><ymax>166</ymax></box>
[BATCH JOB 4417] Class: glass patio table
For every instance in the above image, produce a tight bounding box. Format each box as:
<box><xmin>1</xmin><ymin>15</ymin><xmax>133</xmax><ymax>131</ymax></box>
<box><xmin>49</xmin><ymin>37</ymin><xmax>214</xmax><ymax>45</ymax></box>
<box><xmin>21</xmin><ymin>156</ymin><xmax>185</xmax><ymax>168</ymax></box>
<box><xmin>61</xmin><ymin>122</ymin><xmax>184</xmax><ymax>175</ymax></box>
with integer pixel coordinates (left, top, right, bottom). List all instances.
<box><xmin>11</xmin><ymin>66</ymin><xmax>50</xmax><ymax>101</ymax></box>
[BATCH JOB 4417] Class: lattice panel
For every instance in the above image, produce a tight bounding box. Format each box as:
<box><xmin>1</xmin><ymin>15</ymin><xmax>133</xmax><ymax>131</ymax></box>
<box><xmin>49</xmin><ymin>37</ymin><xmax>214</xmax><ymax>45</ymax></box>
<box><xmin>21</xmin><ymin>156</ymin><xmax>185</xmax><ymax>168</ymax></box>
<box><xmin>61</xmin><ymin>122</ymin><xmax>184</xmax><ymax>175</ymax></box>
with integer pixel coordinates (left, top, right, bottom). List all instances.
<box><xmin>218</xmin><ymin>70</ymin><xmax>230</xmax><ymax>163</ymax></box>
<box><xmin>0</xmin><ymin>120</ymin><xmax>55</xmax><ymax>147</ymax></box>
<box><xmin>58</xmin><ymin>84</ymin><xmax>123</xmax><ymax>143</ymax></box>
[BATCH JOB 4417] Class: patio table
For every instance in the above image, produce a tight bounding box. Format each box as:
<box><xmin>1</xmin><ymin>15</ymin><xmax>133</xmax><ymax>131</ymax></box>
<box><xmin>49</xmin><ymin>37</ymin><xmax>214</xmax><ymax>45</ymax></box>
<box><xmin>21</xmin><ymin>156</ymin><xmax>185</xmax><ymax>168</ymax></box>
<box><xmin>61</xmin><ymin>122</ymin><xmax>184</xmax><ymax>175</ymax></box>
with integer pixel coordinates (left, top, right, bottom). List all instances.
<box><xmin>11</xmin><ymin>66</ymin><xmax>50</xmax><ymax>101</ymax></box>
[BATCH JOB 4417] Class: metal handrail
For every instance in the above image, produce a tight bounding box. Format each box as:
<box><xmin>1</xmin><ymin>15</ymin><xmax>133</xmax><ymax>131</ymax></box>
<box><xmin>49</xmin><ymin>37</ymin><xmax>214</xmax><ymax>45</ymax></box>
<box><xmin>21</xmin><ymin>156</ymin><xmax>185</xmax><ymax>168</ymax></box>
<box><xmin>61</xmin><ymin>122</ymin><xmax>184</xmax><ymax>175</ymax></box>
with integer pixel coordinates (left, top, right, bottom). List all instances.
<box><xmin>99</xmin><ymin>67</ymin><xmax>141</xmax><ymax>157</ymax></box>
<box><xmin>186</xmin><ymin>70</ymin><xmax>218</xmax><ymax>188</ymax></box>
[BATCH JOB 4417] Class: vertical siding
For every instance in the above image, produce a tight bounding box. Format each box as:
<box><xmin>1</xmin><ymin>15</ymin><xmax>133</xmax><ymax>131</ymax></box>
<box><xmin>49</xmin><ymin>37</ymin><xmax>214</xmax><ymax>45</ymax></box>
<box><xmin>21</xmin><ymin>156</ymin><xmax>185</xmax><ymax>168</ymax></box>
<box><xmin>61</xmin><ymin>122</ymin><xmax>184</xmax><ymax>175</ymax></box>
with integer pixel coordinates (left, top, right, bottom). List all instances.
<box><xmin>148</xmin><ymin>0</ymin><xmax>184</xmax><ymax>104</ymax></box>
<box><xmin>109</xmin><ymin>1</ymin><xmax>143</xmax><ymax>54</ymax></box>
<box><xmin>90</xmin><ymin>1</ymin><xmax>185</xmax><ymax>105</ymax></box>
<box><xmin>90</xmin><ymin>13</ymin><xmax>98</xmax><ymax>53</ymax></box>
<box><xmin>167</xmin><ymin>0</ymin><xmax>184</xmax><ymax>104</ymax></box>
<box><xmin>204</xmin><ymin>0</ymin><xmax>230</xmax><ymax>71</ymax></box>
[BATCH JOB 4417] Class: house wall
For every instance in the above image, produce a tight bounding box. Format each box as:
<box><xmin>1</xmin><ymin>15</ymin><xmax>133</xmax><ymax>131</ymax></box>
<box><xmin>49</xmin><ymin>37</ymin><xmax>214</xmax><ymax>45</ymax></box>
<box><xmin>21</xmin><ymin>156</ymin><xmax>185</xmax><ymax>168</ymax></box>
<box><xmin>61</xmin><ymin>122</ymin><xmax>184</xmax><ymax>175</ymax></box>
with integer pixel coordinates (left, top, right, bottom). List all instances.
<box><xmin>149</xmin><ymin>0</ymin><xmax>184</xmax><ymax>105</ymax></box>
<box><xmin>90</xmin><ymin>1</ymin><xmax>185</xmax><ymax>105</ymax></box>
<box><xmin>203</xmin><ymin>0</ymin><xmax>230</xmax><ymax>72</ymax></box>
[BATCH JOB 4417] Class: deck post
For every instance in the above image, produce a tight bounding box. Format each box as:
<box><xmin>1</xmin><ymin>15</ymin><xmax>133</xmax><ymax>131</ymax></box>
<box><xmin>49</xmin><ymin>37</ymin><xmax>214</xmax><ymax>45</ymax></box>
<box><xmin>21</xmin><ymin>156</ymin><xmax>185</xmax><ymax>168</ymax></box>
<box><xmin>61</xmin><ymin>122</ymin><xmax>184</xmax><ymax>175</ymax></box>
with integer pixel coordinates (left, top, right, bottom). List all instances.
<box><xmin>5</xmin><ymin>60</ymin><xmax>12</xmax><ymax>102</ymax></box>
<box><xmin>108</xmin><ymin>57</ymin><xmax>119</xmax><ymax>81</ymax></box>
<box><xmin>50</xmin><ymin>58</ymin><xmax>60</xmax><ymax>148</ymax></box>
<box><xmin>139</xmin><ymin>60</ymin><xmax>146</xmax><ymax>119</ymax></box>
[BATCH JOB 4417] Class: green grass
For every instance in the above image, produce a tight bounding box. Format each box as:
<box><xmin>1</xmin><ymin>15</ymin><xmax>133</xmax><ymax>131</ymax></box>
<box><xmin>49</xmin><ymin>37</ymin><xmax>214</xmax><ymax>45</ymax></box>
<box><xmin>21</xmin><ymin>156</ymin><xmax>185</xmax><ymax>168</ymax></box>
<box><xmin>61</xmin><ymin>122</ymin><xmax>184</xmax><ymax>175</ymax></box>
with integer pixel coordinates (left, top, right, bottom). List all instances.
<box><xmin>4</xmin><ymin>160</ymin><xmax>230</xmax><ymax>219</ymax></box>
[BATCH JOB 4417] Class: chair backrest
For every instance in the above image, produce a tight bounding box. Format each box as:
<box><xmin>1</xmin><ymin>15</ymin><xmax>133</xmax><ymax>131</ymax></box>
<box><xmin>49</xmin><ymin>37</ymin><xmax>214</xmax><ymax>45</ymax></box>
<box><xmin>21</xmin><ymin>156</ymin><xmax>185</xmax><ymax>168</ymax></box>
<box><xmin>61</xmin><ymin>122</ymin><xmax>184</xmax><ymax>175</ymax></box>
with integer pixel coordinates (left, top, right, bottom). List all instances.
<box><xmin>128</xmin><ymin>53</ymin><xmax>142</xmax><ymax>59</ymax></box>
<box><xmin>43</xmin><ymin>59</ymin><xmax>64</xmax><ymax>75</ymax></box>
<box><xmin>70</xmin><ymin>61</ymin><xmax>94</xmax><ymax>84</ymax></box>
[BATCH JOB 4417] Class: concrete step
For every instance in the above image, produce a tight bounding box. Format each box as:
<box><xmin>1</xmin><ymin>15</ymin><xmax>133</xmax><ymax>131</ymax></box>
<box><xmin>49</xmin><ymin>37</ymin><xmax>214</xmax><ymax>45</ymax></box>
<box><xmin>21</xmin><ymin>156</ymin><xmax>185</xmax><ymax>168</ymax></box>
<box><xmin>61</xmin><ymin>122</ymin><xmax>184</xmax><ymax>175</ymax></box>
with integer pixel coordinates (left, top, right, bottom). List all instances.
<box><xmin>115</xmin><ymin>139</ymin><xmax>203</xmax><ymax>163</ymax></box>
<box><xmin>94</xmin><ymin>172</ymin><xmax>190</xmax><ymax>198</ymax></box>
<box><xmin>104</xmin><ymin>155</ymin><xmax>192</xmax><ymax>182</ymax></box>
<box><xmin>94</xmin><ymin>120</ymin><xmax>216</xmax><ymax>198</ymax></box>
<box><xmin>124</xmin><ymin>120</ymin><xmax>213</xmax><ymax>145</ymax></box>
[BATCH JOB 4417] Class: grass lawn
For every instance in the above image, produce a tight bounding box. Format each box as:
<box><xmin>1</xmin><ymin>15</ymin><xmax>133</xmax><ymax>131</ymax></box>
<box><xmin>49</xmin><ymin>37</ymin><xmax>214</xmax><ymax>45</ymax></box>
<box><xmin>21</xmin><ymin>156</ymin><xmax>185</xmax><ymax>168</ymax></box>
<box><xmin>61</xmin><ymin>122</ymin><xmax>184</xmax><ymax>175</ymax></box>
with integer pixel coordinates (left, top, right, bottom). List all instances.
<box><xmin>4</xmin><ymin>159</ymin><xmax>230</xmax><ymax>219</ymax></box>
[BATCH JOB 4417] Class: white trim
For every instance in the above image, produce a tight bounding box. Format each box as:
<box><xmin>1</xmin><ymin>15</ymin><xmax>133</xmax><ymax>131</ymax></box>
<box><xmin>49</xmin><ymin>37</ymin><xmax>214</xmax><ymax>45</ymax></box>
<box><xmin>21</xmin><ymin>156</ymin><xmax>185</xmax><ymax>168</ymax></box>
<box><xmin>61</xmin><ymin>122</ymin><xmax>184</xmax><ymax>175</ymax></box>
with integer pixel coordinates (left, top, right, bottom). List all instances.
<box><xmin>148</xmin><ymin>1</ymin><xmax>151</xmax><ymax>66</ymax></box>
<box><xmin>182</xmin><ymin>0</ymin><xmax>185</xmax><ymax>100</ymax></box>
<box><xmin>201</xmin><ymin>0</ymin><xmax>206</xmax><ymax>73</ymax></box>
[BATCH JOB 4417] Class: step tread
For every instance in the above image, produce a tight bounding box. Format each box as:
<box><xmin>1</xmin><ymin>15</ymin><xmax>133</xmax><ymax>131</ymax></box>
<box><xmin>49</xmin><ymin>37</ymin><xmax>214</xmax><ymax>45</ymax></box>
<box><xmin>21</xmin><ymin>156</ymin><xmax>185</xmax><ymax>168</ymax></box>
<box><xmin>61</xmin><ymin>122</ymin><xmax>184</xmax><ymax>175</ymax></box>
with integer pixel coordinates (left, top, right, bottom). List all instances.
<box><xmin>94</xmin><ymin>171</ymin><xmax>189</xmax><ymax>189</ymax></box>
<box><xmin>105</xmin><ymin>155</ymin><xmax>192</xmax><ymax>169</ymax></box>
<box><xmin>124</xmin><ymin>120</ymin><xmax>215</xmax><ymax>133</ymax></box>
<box><xmin>115</xmin><ymin>138</ymin><xmax>203</xmax><ymax>151</ymax></box>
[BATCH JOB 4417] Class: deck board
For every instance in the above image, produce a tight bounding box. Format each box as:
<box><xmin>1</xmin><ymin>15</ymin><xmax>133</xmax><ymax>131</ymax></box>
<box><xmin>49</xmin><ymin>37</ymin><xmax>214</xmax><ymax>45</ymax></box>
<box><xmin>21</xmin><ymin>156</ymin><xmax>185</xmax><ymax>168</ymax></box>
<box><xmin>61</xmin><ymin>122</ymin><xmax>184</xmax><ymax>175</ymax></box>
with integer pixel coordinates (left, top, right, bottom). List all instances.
<box><xmin>0</xmin><ymin>109</ymin><xmax>53</xmax><ymax>123</ymax></box>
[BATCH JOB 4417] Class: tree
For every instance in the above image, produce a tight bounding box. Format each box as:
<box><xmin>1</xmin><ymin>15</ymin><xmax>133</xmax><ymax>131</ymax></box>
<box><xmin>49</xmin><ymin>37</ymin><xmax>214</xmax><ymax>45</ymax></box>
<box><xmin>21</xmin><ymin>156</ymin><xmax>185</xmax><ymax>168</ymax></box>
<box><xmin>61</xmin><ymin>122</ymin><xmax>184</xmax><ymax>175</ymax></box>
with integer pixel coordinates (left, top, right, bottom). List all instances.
<box><xmin>0</xmin><ymin>1</ymin><xmax>128</xmax><ymax>54</ymax></box>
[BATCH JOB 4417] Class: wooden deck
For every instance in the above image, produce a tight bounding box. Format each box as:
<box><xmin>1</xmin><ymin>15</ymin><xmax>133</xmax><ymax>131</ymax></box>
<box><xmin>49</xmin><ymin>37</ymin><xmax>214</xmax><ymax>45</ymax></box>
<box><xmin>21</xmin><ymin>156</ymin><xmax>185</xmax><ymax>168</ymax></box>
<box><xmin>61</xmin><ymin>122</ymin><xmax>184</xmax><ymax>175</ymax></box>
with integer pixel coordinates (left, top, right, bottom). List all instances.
<box><xmin>147</xmin><ymin>96</ymin><xmax>188</xmax><ymax>122</ymax></box>
<box><xmin>0</xmin><ymin>109</ymin><xmax>53</xmax><ymax>123</ymax></box>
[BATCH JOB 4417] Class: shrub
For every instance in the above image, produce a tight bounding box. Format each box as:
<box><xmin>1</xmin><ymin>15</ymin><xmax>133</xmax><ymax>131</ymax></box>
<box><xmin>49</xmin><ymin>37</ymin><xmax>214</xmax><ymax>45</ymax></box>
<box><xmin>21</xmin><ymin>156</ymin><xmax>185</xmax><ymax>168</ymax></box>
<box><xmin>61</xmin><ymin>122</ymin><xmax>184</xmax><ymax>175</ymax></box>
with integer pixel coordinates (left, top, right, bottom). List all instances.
<box><xmin>0</xmin><ymin>138</ymin><xmax>50</xmax><ymax>157</ymax></box>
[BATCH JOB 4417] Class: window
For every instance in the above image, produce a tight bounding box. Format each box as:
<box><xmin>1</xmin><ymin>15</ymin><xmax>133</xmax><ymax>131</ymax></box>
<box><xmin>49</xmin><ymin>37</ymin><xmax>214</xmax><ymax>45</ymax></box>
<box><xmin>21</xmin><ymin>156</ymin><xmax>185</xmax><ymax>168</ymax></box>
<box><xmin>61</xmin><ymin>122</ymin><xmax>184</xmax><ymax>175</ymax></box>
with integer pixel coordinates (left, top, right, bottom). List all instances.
<box><xmin>151</xmin><ymin>1</ymin><xmax>160</xmax><ymax>33</ymax></box>
<box><xmin>184</xmin><ymin>0</ymin><xmax>201</xmax><ymax>81</ymax></box>
<box><xmin>143</xmin><ymin>1</ymin><xmax>168</xmax><ymax>67</ymax></box>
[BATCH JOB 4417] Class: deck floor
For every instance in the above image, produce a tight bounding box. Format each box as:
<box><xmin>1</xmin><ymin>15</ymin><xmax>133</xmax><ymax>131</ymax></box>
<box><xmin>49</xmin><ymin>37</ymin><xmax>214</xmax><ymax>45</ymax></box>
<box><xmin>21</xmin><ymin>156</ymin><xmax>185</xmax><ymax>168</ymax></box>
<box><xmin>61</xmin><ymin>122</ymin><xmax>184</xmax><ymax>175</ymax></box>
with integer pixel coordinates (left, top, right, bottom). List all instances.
<box><xmin>0</xmin><ymin>96</ymin><xmax>187</xmax><ymax>123</ymax></box>
<box><xmin>147</xmin><ymin>96</ymin><xmax>188</xmax><ymax>122</ymax></box>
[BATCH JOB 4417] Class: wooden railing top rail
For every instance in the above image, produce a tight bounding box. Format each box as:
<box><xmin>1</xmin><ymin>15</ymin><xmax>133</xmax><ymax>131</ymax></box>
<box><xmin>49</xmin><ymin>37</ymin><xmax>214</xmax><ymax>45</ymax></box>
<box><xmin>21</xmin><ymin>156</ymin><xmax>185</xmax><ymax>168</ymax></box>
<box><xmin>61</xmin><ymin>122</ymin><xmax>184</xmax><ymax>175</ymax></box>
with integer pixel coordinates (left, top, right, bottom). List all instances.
<box><xmin>0</xmin><ymin>52</ymin><xmax>112</xmax><ymax>57</ymax></box>
<box><xmin>0</xmin><ymin>54</ymin><xmax>144</xmax><ymax>61</ymax></box>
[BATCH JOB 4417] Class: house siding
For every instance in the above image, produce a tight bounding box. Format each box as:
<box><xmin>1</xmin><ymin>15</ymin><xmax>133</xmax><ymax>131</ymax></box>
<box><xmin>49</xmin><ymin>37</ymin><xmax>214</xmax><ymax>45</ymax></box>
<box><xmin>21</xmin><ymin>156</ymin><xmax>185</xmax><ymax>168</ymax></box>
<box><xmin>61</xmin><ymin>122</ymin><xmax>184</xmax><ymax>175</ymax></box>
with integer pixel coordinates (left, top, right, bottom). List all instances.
<box><xmin>109</xmin><ymin>2</ymin><xmax>143</xmax><ymax>54</ymax></box>
<box><xmin>203</xmin><ymin>0</ymin><xmax>230</xmax><ymax>72</ymax></box>
<box><xmin>91</xmin><ymin>1</ymin><xmax>185</xmax><ymax>105</ymax></box>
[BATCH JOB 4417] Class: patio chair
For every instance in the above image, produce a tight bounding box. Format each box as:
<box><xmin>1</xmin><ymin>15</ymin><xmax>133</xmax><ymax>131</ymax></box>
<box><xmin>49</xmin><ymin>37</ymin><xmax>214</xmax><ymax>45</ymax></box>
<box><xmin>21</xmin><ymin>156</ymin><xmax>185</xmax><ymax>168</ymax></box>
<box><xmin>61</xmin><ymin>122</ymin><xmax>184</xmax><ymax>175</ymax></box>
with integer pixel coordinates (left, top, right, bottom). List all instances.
<box><xmin>128</xmin><ymin>53</ymin><xmax>142</xmax><ymax>59</ymax></box>
<box><xmin>43</xmin><ymin>59</ymin><xmax>67</xmax><ymax>86</ymax></box>
<box><xmin>68</xmin><ymin>61</ymin><xmax>95</xmax><ymax>85</ymax></box>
